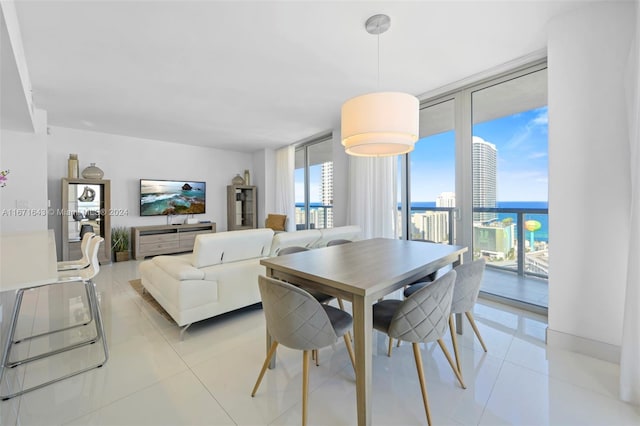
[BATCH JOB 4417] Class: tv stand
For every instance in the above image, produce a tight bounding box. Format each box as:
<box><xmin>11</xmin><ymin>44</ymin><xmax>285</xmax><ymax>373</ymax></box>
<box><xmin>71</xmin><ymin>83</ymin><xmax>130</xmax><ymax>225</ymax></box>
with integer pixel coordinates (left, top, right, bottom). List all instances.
<box><xmin>131</xmin><ymin>223</ymin><xmax>216</xmax><ymax>260</ymax></box>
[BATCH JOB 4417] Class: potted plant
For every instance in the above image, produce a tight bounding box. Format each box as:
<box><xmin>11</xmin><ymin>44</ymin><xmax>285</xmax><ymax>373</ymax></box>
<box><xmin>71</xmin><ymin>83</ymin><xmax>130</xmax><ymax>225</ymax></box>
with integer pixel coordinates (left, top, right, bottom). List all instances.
<box><xmin>111</xmin><ymin>226</ymin><xmax>130</xmax><ymax>262</ymax></box>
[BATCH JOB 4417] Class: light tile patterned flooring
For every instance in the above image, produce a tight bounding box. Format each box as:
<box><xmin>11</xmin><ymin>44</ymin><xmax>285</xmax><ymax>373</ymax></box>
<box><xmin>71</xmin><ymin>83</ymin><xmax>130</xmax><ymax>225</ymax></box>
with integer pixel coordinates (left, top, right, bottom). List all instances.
<box><xmin>1</xmin><ymin>260</ymin><xmax>638</xmax><ymax>425</ymax></box>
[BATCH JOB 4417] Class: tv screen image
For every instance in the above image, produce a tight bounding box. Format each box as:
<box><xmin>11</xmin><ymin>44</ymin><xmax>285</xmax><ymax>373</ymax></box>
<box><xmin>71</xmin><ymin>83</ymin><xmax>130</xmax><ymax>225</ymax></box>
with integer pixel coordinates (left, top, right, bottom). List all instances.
<box><xmin>140</xmin><ymin>179</ymin><xmax>206</xmax><ymax>216</ymax></box>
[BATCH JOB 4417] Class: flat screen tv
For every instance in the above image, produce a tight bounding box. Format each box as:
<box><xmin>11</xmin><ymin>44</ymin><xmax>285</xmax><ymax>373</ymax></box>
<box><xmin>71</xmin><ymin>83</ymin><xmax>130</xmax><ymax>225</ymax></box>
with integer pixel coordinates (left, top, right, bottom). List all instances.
<box><xmin>140</xmin><ymin>179</ymin><xmax>206</xmax><ymax>216</ymax></box>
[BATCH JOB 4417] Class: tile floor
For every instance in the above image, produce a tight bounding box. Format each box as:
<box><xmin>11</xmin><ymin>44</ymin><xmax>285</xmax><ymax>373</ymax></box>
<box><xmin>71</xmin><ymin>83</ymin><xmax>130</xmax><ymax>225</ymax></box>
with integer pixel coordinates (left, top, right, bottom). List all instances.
<box><xmin>1</xmin><ymin>260</ymin><xmax>639</xmax><ymax>425</ymax></box>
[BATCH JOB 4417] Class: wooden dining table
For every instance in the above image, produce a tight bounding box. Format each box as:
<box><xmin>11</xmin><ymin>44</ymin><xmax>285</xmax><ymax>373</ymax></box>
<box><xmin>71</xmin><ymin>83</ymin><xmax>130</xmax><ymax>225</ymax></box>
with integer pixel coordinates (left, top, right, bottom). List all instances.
<box><xmin>260</xmin><ymin>237</ymin><xmax>468</xmax><ymax>426</ymax></box>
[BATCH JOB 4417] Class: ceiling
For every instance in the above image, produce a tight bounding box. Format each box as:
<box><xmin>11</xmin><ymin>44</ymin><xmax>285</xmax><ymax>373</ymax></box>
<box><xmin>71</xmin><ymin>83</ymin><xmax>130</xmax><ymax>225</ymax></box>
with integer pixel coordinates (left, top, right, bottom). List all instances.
<box><xmin>5</xmin><ymin>1</ymin><xmax>590</xmax><ymax>152</ymax></box>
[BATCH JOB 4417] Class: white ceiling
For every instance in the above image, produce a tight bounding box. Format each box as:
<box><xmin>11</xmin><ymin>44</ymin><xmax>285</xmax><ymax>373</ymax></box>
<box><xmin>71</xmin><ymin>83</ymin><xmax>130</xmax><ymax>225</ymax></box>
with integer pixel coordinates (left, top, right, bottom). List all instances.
<box><xmin>7</xmin><ymin>1</ymin><xmax>591</xmax><ymax>152</ymax></box>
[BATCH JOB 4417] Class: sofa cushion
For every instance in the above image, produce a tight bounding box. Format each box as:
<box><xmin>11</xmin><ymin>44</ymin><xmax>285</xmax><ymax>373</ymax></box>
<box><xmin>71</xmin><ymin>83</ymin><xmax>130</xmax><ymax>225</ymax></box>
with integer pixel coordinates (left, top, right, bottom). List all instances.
<box><xmin>265</xmin><ymin>214</ymin><xmax>287</xmax><ymax>231</ymax></box>
<box><xmin>269</xmin><ymin>229</ymin><xmax>322</xmax><ymax>256</ymax></box>
<box><xmin>192</xmin><ymin>228</ymin><xmax>274</xmax><ymax>268</ymax></box>
<box><xmin>151</xmin><ymin>255</ymin><xmax>205</xmax><ymax>281</ymax></box>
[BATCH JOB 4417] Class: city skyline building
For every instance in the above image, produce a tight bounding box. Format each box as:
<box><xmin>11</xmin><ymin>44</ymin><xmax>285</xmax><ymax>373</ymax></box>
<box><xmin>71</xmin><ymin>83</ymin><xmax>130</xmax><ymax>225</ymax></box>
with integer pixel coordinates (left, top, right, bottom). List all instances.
<box><xmin>436</xmin><ymin>191</ymin><xmax>456</xmax><ymax>207</ymax></box>
<box><xmin>472</xmin><ymin>136</ymin><xmax>497</xmax><ymax>222</ymax></box>
<box><xmin>320</xmin><ymin>161</ymin><xmax>333</xmax><ymax>228</ymax></box>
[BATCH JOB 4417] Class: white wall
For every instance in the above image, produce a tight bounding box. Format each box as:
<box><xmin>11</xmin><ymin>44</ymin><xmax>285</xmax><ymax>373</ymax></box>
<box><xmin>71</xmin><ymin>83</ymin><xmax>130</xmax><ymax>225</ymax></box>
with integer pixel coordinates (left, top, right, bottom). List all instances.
<box><xmin>0</xmin><ymin>109</ymin><xmax>48</xmax><ymax>233</ymax></box>
<box><xmin>252</xmin><ymin>148</ymin><xmax>276</xmax><ymax>227</ymax></box>
<box><xmin>46</xmin><ymin>126</ymin><xmax>254</xmax><ymax>255</ymax></box>
<box><xmin>547</xmin><ymin>1</ymin><xmax>636</xmax><ymax>359</ymax></box>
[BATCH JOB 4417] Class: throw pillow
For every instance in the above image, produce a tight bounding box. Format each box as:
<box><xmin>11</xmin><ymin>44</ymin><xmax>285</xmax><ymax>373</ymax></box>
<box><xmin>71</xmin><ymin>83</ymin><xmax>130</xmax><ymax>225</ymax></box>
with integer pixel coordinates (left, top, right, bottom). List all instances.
<box><xmin>265</xmin><ymin>214</ymin><xmax>287</xmax><ymax>231</ymax></box>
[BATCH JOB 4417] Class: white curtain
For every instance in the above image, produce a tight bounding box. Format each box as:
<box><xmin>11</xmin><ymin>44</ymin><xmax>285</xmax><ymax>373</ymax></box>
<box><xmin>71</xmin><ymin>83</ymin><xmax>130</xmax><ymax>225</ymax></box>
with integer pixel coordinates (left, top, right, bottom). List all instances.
<box><xmin>621</xmin><ymin>1</ymin><xmax>640</xmax><ymax>406</ymax></box>
<box><xmin>347</xmin><ymin>156</ymin><xmax>397</xmax><ymax>239</ymax></box>
<box><xmin>275</xmin><ymin>145</ymin><xmax>296</xmax><ymax>232</ymax></box>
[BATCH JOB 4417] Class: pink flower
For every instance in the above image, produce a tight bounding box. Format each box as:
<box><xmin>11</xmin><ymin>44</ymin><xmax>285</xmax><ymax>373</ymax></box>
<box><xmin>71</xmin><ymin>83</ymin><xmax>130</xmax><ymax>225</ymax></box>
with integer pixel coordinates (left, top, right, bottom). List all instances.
<box><xmin>0</xmin><ymin>169</ymin><xmax>9</xmax><ymax>188</ymax></box>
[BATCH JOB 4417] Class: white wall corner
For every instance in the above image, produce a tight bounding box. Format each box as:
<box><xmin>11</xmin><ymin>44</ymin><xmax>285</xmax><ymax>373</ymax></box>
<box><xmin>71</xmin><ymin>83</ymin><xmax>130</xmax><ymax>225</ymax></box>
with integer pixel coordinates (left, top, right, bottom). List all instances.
<box><xmin>547</xmin><ymin>327</ymin><xmax>621</xmax><ymax>364</ymax></box>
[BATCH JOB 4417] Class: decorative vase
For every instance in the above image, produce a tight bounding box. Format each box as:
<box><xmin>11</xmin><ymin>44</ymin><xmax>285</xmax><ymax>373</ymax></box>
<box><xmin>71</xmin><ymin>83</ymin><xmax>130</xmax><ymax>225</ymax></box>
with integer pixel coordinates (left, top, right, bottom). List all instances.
<box><xmin>232</xmin><ymin>174</ymin><xmax>245</xmax><ymax>185</ymax></box>
<box><xmin>68</xmin><ymin>154</ymin><xmax>79</xmax><ymax>178</ymax></box>
<box><xmin>244</xmin><ymin>169</ymin><xmax>250</xmax><ymax>186</ymax></box>
<box><xmin>82</xmin><ymin>163</ymin><xmax>104</xmax><ymax>179</ymax></box>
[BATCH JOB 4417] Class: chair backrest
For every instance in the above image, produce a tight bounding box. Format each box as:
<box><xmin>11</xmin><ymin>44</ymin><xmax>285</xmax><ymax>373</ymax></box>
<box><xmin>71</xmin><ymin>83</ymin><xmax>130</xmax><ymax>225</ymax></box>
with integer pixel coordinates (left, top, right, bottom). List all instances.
<box><xmin>451</xmin><ymin>258</ymin><xmax>486</xmax><ymax>314</ymax></box>
<box><xmin>79</xmin><ymin>232</ymin><xmax>95</xmax><ymax>261</ymax></box>
<box><xmin>277</xmin><ymin>246</ymin><xmax>310</xmax><ymax>256</ymax></box>
<box><xmin>258</xmin><ymin>275</ymin><xmax>338</xmax><ymax>350</ymax></box>
<box><xmin>80</xmin><ymin>236</ymin><xmax>104</xmax><ymax>281</ymax></box>
<box><xmin>326</xmin><ymin>239</ymin><xmax>352</xmax><ymax>247</ymax></box>
<box><xmin>388</xmin><ymin>269</ymin><xmax>457</xmax><ymax>343</ymax></box>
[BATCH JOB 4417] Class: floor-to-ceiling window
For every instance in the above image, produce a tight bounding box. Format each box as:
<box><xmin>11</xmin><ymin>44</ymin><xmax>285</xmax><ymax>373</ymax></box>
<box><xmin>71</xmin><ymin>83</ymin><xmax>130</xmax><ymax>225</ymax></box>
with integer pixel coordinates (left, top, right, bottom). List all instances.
<box><xmin>400</xmin><ymin>61</ymin><xmax>548</xmax><ymax>311</ymax></box>
<box><xmin>471</xmin><ymin>68</ymin><xmax>548</xmax><ymax>306</ymax></box>
<box><xmin>398</xmin><ymin>98</ymin><xmax>456</xmax><ymax>244</ymax></box>
<box><xmin>294</xmin><ymin>136</ymin><xmax>334</xmax><ymax>230</ymax></box>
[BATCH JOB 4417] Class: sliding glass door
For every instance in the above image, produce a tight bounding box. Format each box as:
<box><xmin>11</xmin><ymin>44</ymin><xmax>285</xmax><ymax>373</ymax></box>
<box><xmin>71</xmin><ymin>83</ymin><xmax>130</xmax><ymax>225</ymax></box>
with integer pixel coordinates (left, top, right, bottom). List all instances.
<box><xmin>399</xmin><ymin>98</ymin><xmax>457</xmax><ymax>244</ymax></box>
<box><xmin>400</xmin><ymin>61</ymin><xmax>549</xmax><ymax>310</ymax></box>
<box><xmin>294</xmin><ymin>137</ymin><xmax>334</xmax><ymax>230</ymax></box>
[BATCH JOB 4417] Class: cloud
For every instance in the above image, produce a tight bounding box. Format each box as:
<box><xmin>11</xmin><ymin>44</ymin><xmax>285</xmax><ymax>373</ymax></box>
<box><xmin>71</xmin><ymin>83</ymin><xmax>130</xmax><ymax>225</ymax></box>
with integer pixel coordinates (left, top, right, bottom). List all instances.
<box><xmin>528</xmin><ymin>152</ymin><xmax>547</xmax><ymax>159</ymax></box>
<box><xmin>505</xmin><ymin>107</ymin><xmax>548</xmax><ymax>149</ymax></box>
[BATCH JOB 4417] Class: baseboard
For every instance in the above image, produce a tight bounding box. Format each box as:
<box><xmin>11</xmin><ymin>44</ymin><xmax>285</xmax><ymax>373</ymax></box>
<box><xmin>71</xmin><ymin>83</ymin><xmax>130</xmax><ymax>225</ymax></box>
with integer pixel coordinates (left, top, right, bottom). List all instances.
<box><xmin>546</xmin><ymin>328</ymin><xmax>621</xmax><ymax>364</ymax></box>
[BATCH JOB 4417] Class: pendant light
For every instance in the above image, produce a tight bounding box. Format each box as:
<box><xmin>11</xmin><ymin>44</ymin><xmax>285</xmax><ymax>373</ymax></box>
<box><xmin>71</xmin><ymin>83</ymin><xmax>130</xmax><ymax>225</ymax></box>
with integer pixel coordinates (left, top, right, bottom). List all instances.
<box><xmin>341</xmin><ymin>14</ymin><xmax>419</xmax><ymax>157</ymax></box>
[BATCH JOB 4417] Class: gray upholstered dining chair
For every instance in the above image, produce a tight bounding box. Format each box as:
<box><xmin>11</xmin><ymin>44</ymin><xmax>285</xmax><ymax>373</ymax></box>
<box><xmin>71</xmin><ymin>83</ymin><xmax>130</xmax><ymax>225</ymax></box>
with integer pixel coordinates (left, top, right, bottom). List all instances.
<box><xmin>372</xmin><ymin>269</ymin><xmax>465</xmax><ymax>426</ymax></box>
<box><xmin>278</xmin><ymin>246</ymin><xmax>334</xmax><ymax>305</ymax></box>
<box><xmin>448</xmin><ymin>258</ymin><xmax>487</xmax><ymax>375</ymax></box>
<box><xmin>251</xmin><ymin>275</ymin><xmax>356</xmax><ymax>426</ymax></box>
<box><xmin>326</xmin><ymin>238</ymin><xmax>352</xmax><ymax>246</ymax></box>
<box><xmin>278</xmin><ymin>246</ymin><xmax>348</xmax><ymax>365</ymax></box>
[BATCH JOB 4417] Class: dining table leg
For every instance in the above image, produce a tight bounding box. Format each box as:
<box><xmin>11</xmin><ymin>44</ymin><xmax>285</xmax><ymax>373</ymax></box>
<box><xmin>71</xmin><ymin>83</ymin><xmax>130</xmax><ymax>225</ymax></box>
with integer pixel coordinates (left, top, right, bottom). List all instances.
<box><xmin>352</xmin><ymin>294</ymin><xmax>372</xmax><ymax>426</ymax></box>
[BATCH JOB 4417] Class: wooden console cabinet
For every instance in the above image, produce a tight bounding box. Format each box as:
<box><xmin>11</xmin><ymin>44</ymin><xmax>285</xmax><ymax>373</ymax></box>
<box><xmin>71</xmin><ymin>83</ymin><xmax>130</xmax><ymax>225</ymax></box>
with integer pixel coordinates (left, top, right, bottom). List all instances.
<box><xmin>131</xmin><ymin>223</ymin><xmax>215</xmax><ymax>260</ymax></box>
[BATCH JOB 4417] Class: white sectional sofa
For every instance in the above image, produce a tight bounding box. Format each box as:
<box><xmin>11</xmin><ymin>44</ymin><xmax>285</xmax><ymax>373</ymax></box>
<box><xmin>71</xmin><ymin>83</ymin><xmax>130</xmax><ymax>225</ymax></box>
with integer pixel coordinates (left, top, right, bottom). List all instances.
<box><xmin>139</xmin><ymin>225</ymin><xmax>362</xmax><ymax>337</ymax></box>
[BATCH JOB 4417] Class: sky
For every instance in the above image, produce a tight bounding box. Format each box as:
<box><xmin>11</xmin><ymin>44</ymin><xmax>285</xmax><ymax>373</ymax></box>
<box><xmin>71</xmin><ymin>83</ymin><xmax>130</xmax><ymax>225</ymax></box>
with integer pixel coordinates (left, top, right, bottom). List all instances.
<box><xmin>296</xmin><ymin>106</ymin><xmax>549</xmax><ymax>204</ymax></box>
<box><xmin>410</xmin><ymin>106</ymin><xmax>549</xmax><ymax>202</ymax></box>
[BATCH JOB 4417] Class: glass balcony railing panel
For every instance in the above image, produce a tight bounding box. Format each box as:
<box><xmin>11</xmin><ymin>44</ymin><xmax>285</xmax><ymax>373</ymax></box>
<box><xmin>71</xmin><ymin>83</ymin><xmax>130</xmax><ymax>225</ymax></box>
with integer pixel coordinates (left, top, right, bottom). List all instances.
<box><xmin>473</xmin><ymin>207</ymin><xmax>548</xmax><ymax>279</ymax></box>
<box><xmin>402</xmin><ymin>207</ymin><xmax>456</xmax><ymax>244</ymax></box>
<box><xmin>295</xmin><ymin>204</ymin><xmax>333</xmax><ymax>230</ymax></box>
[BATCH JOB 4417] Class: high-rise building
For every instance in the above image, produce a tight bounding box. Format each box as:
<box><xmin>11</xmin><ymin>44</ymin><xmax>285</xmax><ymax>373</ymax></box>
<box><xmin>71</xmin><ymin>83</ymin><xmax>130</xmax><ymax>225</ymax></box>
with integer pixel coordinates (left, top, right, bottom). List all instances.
<box><xmin>320</xmin><ymin>161</ymin><xmax>334</xmax><ymax>228</ymax></box>
<box><xmin>472</xmin><ymin>136</ymin><xmax>497</xmax><ymax>222</ymax></box>
<box><xmin>436</xmin><ymin>192</ymin><xmax>456</xmax><ymax>207</ymax></box>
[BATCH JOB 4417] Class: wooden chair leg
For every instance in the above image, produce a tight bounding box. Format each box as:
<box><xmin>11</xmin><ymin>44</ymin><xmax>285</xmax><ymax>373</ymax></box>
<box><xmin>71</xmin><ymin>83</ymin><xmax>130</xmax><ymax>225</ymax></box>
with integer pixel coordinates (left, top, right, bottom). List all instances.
<box><xmin>251</xmin><ymin>341</ymin><xmax>278</xmax><ymax>396</ymax></box>
<box><xmin>396</xmin><ymin>338</ymin><xmax>401</xmax><ymax>347</ymax></box>
<box><xmin>337</xmin><ymin>298</ymin><xmax>354</xmax><ymax>343</ymax></box>
<box><xmin>437</xmin><ymin>339</ymin><xmax>466</xmax><ymax>389</ymax></box>
<box><xmin>465</xmin><ymin>311</ymin><xmax>488</xmax><ymax>352</ymax></box>
<box><xmin>412</xmin><ymin>342</ymin><xmax>432</xmax><ymax>426</ymax></box>
<box><xmin>343</xmin><ymin>334</ymin><xmax>356</xmax><ymax>372</ymax></box>
<box><xmin>387</xmin><ymin>337</ymin><xmax>393</xmax><ymax>357</ymax></box>
<box><xmin>302</xmin><ymin>350</ymin><xmax>310</xmax><ymax>426</ymax></box>
<box><xmin>449</xmin><ymin>314</ymin><xmax>462</xmax><ymax>375</ymax></box>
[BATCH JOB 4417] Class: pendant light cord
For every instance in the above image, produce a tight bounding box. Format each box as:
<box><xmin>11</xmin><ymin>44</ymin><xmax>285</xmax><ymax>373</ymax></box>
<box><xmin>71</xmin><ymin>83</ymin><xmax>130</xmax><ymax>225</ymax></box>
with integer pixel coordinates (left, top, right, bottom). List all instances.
<box><xmin>376</xmin><ymin>28</ymin><xmax>380</xmax><ymax>90</ymax></box>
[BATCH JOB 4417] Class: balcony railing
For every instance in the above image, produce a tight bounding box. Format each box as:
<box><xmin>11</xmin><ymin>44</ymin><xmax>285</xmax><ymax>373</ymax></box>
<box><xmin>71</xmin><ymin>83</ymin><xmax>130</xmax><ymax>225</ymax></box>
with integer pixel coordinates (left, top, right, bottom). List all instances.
<box><xmin>295</xmin><ymin>204</ymin><xmax>333</xmax><ymax>230</ymax></box>
<box><xmin>406</xmin><ymin>206</ymin><xmax>548</xmax><ymax>279</ymax></box>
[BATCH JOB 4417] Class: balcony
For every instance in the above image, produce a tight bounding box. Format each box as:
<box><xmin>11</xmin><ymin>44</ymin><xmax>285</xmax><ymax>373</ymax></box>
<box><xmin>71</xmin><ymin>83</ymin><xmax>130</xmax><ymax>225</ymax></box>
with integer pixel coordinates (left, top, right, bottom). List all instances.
<box><xmin>295</xmin><ymin>204</ymin><xmax>333</xmax><ymax>230</ymax></box>
<box><xmin>406</xmin><ymin>205</ymin><xmax>549</xmax><ymax>311</ymax></box>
